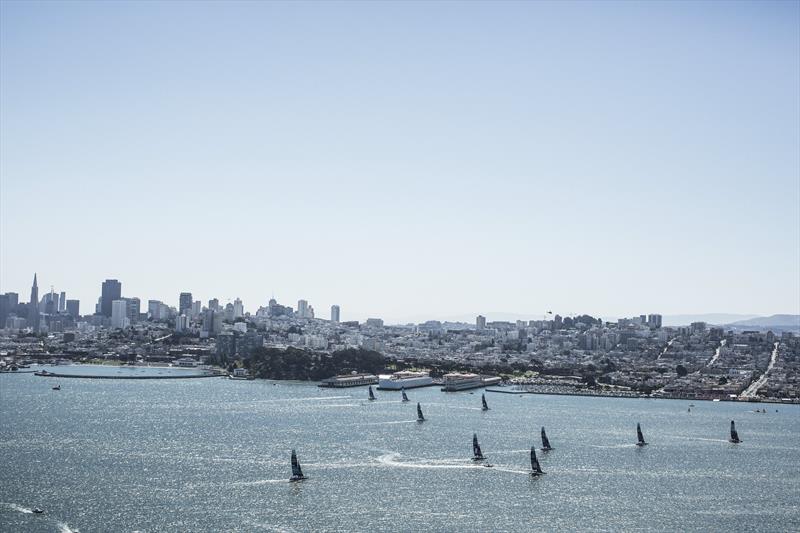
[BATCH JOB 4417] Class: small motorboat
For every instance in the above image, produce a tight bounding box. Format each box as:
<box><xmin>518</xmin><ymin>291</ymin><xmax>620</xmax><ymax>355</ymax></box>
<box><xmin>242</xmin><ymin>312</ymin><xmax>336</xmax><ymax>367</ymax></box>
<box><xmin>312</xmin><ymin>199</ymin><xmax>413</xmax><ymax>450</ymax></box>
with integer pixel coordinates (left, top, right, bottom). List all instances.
<box><xmin>32</xmin><ymin>508</ymin><xmax>44</xmax><ymax>514</ymax></box>
<box><xmin>52</xmin><ymin>384</ymin><xmax>61</xmax><ymax>391</ymax></box>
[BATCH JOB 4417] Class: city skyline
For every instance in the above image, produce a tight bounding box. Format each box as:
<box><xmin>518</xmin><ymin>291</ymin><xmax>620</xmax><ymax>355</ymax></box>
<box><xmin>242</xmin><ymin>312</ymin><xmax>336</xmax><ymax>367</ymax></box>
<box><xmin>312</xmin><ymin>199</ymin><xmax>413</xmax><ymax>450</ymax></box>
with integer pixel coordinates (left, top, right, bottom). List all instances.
<box><xmin>2</xmin><ymin>1</ymin><xmax>799</xmax><ymax>322</ymax></box>
<box><xmin>1</xmin><ymin>271</ymin><xmax>797</xmax><ymax>327</ymax></box>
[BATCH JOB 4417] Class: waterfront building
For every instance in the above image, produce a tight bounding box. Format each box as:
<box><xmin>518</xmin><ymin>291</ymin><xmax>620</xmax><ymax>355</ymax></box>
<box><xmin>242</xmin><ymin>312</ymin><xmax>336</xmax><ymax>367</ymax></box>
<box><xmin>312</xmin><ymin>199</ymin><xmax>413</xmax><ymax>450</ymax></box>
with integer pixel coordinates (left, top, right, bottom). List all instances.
<box><xmin>111</xmin><ymin>299</ymin><xmax>129</xmax><ymax>329</ymax></box>
<box><xmin>331</xmin><ymin>305</ymin><xmax>340</xmax><ymax>323</ymax></box>
<box><xmin>179</xmin><ymin>292</ymin><xmax>193</xmax><ymax>315</ymax></box>
<box><xmin>442</xmin><ymin>372</ymin><xmax>485</xmax><ymax>391</ymax></box>
<box><xmin>377</xmin><ymin>371</ymin><xmax>433</xmax><ymax>390</ymax></box>
<box><xmin>476</xmin><ymin>315</ymin><xmax>486</xmax><ymax>331</ymax></box>
<box><xmin>319</xmin><ymin>373</ymin><xmax>378</xmax><ymax>388</ymax></box>
<box><xmin>66</xmin><ymin>299</ymin><xmax>80</xmax><ymax>318</ymax></box>
<box><xmin>101</xmin><ymin>279</ymin><xmax>121</xmax><ymax>317</ymax></box>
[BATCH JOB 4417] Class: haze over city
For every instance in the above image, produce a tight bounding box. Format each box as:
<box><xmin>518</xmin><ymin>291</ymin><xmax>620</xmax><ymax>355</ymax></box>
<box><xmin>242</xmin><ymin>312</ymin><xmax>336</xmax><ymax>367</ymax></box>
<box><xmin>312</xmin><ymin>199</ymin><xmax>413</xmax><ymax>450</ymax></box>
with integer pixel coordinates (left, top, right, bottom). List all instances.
<box><xmin>2</xmin><ymin>1</ymin><xmax>798</xmax><ymax>323</ymax></box>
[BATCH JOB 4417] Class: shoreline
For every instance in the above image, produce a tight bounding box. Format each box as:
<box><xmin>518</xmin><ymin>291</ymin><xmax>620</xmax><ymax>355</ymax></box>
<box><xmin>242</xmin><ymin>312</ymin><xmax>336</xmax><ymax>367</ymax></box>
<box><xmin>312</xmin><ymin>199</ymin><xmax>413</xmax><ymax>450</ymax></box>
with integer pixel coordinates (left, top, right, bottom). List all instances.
<box><xmin>485</xmin><ymin>387</ymin><xmax>798</xmax><ymax>404</ymax></box>
<box><xmin>34</xmin><ymin>371</ymin><xmax>221</xmax><ymax>380</ymax></box>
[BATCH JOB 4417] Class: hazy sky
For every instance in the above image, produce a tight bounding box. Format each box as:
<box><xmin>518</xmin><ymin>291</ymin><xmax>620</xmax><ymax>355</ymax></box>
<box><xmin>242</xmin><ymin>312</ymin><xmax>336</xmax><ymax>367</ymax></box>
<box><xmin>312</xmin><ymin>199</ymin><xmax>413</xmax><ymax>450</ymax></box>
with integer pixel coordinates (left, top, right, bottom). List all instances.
<box><xmin>1</xmin><ymin>1</ymin><xmax>798</xmax><ymax>323</ymax></box>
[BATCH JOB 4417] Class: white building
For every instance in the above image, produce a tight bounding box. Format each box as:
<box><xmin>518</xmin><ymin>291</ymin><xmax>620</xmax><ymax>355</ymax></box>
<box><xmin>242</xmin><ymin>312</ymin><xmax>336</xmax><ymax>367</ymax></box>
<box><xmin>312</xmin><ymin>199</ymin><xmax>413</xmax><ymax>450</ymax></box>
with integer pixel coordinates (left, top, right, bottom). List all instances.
<box><xmin>476</xmin><ymin>315</ymin><xmax>486</xmax><ymax>331</ymax></box>
<box><xmin>233</xmin><ymin>298</ymin><xmax>244</xmax><ymax>319</ymax></box>
<box><xmin>297</xmin><ymin>299</ymin><xmax>310</xmax><ymax>319</ymax></box>
<box><xmin>111</xmin><ymin>300</ymin><xmax>129</xmax><ymax>329</ymax></box>
<box><xmin>331</xmin><ymin>305</ymin><xmax>340</xmax><ymax>323</ymax></box>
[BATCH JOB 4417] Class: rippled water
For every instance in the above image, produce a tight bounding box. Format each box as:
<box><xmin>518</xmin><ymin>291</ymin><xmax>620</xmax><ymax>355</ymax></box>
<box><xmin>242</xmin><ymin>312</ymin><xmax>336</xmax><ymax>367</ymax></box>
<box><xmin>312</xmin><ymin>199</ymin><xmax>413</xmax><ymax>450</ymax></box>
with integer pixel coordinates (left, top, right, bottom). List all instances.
<box><xmin>1</xmin><ymin>370</ymin><xmax>798</xmax><ymax>532</ymax></box>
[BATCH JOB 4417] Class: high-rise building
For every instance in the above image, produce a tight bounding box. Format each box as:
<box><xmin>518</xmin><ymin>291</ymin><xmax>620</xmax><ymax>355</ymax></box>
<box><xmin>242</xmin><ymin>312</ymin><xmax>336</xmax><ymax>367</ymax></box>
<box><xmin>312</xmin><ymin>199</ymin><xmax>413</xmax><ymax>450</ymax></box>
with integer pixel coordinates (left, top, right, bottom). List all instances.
<box><xmin>331</xmin><ymin>305</ymin><xmax>340</xmax><ymax>323</ymax></box>
<box><xmin>66</xmin><ymin>299</ymin><xmax>80</xmax><ymax>318</ymax></box>
<box><xmin>111</xmin><ymin>299</ymin><xmax>128</xmax><ymax>329</ymax></box>
<box><xmin>297</xmin><ymin>299</ymin><xmax>309</xmax><ymax>319</ymax></box>
<box><xmin>233</xmin><ymin>298</ymin><xmax>244</xmax><ymax>318</ymax></box>
<box><xmin>125</xmin><ymin>297</ymin><xmax>141</xmax><ymax>323</ymax></box>
<box><xmin>148</xmin><ymin>300</ymin><xmax>170</xmax><ymax>321</ymax></box>
<box><xmin>175</xmin><ymin>314</ymin><xmax>189</xmax><ymax>332</ymax></box>
<box><xmin>208</xmin><ymin>298</ymin><xmax>220</xmax><ymax>312</ymax></box>
<box><xmin>59</xmin><ymin>291</ymin><xmax>66</xmax><ymax>313</ymax></box>
<box><xmin>191</xmin><ymin>300</ymin><xmax>202</xmax><ymax>317</ymax></box>
<box><xmin>29</xmin><ymin>273</ymin><xmax>40</xmax><ymax>332</ymax></box>
<box><xmin>101</xmin><ymin>279</ymin><xmax>122</xmax><ymax>317</ymax></box>
<box><xmin>647</xmin><ymin>314</ymin><xmax>663</xmax><ymax>329</ymax></box>
<box><xmin>476</xmin><ymin>315</ymin><xmax>486</xmax><ymax>331</ymax></box>
<box><xmin>179</xmin><ymin>292</ymin><xmax>193</xmax><ymax>315</ymax></box>
<box><xmin>0</xmin><ymin>294</ymin><xmax>9</xmax><ymax>328</ymax></box>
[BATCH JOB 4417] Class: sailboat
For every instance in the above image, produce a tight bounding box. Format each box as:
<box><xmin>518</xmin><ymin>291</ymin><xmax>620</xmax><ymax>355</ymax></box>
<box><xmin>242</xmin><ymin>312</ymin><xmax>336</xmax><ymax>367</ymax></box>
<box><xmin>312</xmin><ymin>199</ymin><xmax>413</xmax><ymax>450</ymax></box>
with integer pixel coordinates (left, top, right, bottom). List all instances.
<box><xmin>368</xmin><ymin>386</ymin><xmax>376</xmax><ymax>401</ymax></box>
<box><xmin>401</xmin><ymin>388</ymin><xmax>409</xmax><ymax>403</ymax></box>
<box><xmin>729</xmin><ymin>420</ymin><xmax>741</xmax><ymax>443</ymax></box>
<box><xmin>540</xmin><ymin>427</ymin><xmax>553</xmax><ymax>451</ymax></box>
<box><xmin>481</xmin><ymin>394</ymin><xmax>489</xmax><ymax>411</ymax></box>
<box><xmin>530</xmin><ymin>446</ymin><xmax>544</xmax><ymax>476</ymax></box>
<box><xmin>471</xmin><ymin>433</ymin><xmax>490</xmax><ymax>466</ymax></box>
<box><xmin>289</xmin><ymin>449</ymin><xmax>307</xmax><ymax>481</ymax></box>
<box><xmin>417</xmin><ymin>402</ymin><xmax>425</xmax><ymax>422</ymax></box>
<box><xmin>636</xmin><ymin>423</ymin><xmax>648</xmax><ymax>446</ymax></box>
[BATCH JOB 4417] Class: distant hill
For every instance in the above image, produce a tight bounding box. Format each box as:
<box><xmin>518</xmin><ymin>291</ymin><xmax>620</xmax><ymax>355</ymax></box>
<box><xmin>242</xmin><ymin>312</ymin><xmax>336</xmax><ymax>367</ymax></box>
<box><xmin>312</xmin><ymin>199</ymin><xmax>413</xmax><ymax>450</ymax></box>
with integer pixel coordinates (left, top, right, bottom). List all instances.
<box><xmin>728</xmin><ymin>314</ymin><xmax>800</xmax><ymax>328</ymax></box>
<box><xmin>661</xmin><ymin>314</ymin><xmax>759</xmax><ymax>327</ymax></box>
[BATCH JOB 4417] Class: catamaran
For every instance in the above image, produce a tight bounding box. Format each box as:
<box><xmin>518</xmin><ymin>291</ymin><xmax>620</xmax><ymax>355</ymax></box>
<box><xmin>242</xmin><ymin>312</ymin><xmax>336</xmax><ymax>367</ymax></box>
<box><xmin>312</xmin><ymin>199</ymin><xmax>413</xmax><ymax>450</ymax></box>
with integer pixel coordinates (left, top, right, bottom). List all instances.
<box><xmin>530</xmin><ymin>446</ymin><xmax>544</xmax><ymax>476</ymax></box>
<box><xmin>481</xmin><ymin>393</ymin><xmax>489</xmax><ymax>411</ymax></box>
<box><xmin>729</xmin><ymin>420</ymin><xmax>741</xmax><ymax>443</ymax></box>
<box><xmin>289</xmin><ymin>449</ymin><xmax>306</xmax><ymax>482</ymax></box>
<box><xmin>540</xmin><ymin>427</ymin><xmax>553</xmax><ymax>451</ymax></box>
<box><xmin>417</xmin><ymin>402</ymin><xmax>425</xmax><ymax>422</ymax></box>
<box><xmin>368</xmin><ymin>386</ymin><xmax>376</xmax><ymax>401</ymax></box>
<box><xmin>472</xmin><ymin>433</ymin><xmax>489</xmax><ymax>464</ymax></box>
<box><xmin>636</xmin><ymin>423</ymin><xmax>648</xmax><ymax>446</ymax></box>
<box><xmin>401</xmin><ymin>388</ymin><xmax>409</xmax><ymax>402</ymax></box>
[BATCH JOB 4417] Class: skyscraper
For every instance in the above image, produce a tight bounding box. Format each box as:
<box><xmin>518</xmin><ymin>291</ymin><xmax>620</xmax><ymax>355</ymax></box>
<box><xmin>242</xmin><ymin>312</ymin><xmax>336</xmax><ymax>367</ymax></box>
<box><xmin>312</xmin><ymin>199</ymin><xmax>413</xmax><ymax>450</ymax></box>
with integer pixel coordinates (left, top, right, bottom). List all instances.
<box><xmin>331</xmin><ymin>305</ymin><xmax>340</xmax><ymax>323</ymax></box>
<box><xmin>29</xmin><ymin>273</ymin><xmax>39</xmax><ymax>332</ymax></box>
<box><xmin>111</xmin><ymin>299</ymin><xmax>128</xmax><ymax>329</ymax></box>
<box><xmin>0</xmin><ymin>294</ymin><xmax>9</xmax><ymax>328</ymax></box>
<box><xmin>476</xmin><ymin>315</ymin><xmax>486</xmax><ymax>331</ymax></box>
<box><xmin>179</xmin><ymin>292</ymin><xmax>193</xmax><ymax>315</ymax></box>
<box><xmin>101</xmin><ymin>279</ymin><xmax>122</xmax><ymax>317</ymax></box>
<box><xmin>233</xmin><ymin>298</ymin><xmax>244</xmax><ymax>318</ymax></box>
<box><xmin>297</xmin><ymin>299</ymin><xmax>309</xmax><ymax>319</ymax></box>
<box><xmin>66</xmin><ymin>299</ymin><xmax>80</xmax><ymax>318</ymax></box>
<box><xmin>59</xmin><ymin>291</ymin><xmax>66</xmax><ymax>313</ymax></box>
